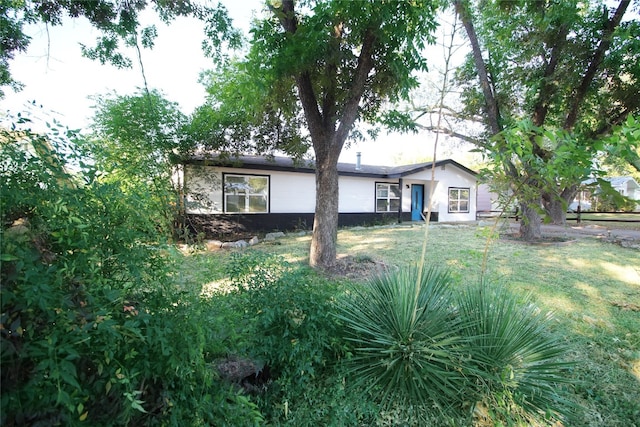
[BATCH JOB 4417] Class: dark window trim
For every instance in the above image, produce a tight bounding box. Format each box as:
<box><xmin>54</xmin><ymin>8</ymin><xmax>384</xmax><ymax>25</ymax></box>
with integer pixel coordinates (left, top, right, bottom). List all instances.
<box><xmin>222</xmin><ymin>172</ymin><xmax>271</xmax><ymax>214</ymax></box>
<box><xmin>375</xmin><ymin>181</ymin><xmax>401</xmax><ymax>213</ymax></box>
<box><xmin>448</xmin><ymin>187</ymin><xmax>470</xmax><ymax>213</ymax></box>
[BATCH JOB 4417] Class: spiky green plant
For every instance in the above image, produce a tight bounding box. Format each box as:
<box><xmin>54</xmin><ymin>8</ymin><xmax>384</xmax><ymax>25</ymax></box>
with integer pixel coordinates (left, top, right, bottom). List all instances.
<box><xmin>336</xmin><ymin>265</ymin><xmax>468</xmax><ymax>415</ymax></box>
<box><xmin>456</xmin><ymin>284</ymin><xmax>578</xmax><ymax>425</ymax></box>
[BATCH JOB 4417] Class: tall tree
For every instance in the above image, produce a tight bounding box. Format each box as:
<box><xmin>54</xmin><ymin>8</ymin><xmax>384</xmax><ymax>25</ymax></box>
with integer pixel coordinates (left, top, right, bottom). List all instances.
<box><xmin>454</xmin><ymin>0</ymin><xmax>640</xmax><ymax>239</ymax></box>
<box><xmin>197</xmin><ymin>0</ymin><xmax>440</xmax><ymax>268</ymax></box>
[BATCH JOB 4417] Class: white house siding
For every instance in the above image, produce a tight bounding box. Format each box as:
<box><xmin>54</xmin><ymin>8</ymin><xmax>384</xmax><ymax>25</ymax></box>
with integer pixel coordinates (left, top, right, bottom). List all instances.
<box><xmin>338</xmin><ymin>176</ymin><xmax>379</xmax><ymax>212</ymax></box>
<box><xmin>402</xmin><ymin>165</ymin><xmax>478</xmax><ymax>222</ymax></box>
<box><xmin>184</xmin><ymin>161</ymin><xmax>478</xmax><ymax>222</ymax></box>
<box><xmin>401</xmin><ymin>179</ymin><xmax>438</xmax><ymax>214</ymax></box>
<box><xmin>269</xmin><ymin>171</ymin><xmax>315</xmax><ymax>213</ymax></box>
<box><xmin>185</xmin><ymin>166</ymin><xmax>317</xmax><ymax>214</ymax></box>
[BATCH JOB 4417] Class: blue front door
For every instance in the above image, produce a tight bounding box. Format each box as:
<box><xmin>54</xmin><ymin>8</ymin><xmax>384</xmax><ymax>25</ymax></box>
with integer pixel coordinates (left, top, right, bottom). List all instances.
<box><xmin>411</xmin><ymin>184</ymin><xmax>424</xmax><ymax>221</ymax></box>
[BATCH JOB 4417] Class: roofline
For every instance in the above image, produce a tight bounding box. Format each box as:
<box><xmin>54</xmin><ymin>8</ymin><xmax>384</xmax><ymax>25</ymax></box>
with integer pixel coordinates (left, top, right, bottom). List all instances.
<box><xmin>183</xmin><ymin>154</ymin><xmax>477</xmax><ymax>179</ymax></box>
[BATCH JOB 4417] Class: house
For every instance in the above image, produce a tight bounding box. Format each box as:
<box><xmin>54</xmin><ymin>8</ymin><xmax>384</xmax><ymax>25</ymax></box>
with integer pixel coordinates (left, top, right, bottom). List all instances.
<box><xmin>578</xmin><ymin>176</ymin><xmax>640</xmax><ymax>211</ymax></box>
<box><xmin>182</xmin><ymin>153</ymin><xmax>478</xmax><ymax>236</ymax></box>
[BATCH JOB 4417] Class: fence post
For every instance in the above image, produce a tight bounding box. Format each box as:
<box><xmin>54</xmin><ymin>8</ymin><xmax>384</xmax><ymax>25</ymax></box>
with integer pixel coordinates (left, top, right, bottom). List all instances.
<box><xmin>577</xmin><ymin>205</ymin><xmax>581</xmax><ymax>224</ymax></box>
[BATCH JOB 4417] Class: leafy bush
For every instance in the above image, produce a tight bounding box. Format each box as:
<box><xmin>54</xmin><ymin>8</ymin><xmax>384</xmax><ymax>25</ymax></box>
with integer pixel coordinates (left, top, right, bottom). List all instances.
<box><xmin>1</xmin><ymin>121</ymin><xmax>262</xmax><ymax>426</ymax></box>
<box><xmin>225</xmin><ymin>251</ymin><xmax>350</xmax><ymax>423</ymax></box>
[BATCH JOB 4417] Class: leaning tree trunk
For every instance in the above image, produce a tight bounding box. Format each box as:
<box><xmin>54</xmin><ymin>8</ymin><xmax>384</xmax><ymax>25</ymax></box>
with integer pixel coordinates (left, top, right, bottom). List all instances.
<box><xmin>545</xmin><ymin>198</ymin><xmax>566</xmax><ymax>226</ymax></box>
<box><xmin>309</xmin><ymin>150</ymin><xmax>340</xmax><ymax>269</ymax></box>
<box><xmin>519</xmin><ymin>200</ymin><xmax>543</xmax><ymax>240</ymax></box>
<box><xmin>542</xmin><ymin>185</ymin><xmax>578</xmax><ymax>225</ymax></box>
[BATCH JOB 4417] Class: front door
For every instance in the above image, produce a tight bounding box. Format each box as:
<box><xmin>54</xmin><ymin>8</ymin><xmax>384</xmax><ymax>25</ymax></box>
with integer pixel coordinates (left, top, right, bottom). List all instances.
<box><xmin>411</xmin><ymin>184</ymin><xmax>424</xmax><ymax>221</ymax></box>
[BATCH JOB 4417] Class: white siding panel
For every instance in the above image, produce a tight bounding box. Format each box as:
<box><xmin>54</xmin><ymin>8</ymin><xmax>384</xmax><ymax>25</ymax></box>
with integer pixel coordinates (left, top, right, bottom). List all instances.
<box><xmin>270</xmin><ymin>171</ymin><xmax>316</xmax><ymax>213</ymax></box>
<box><xmin>184</xmin><ymin>166</ymin><xmax>223</xmax><ymax>214</ymax></box>
<box><xmin>339</xmin><ymin>176</ymin><xmax>378</xmax><ymax>212</ymax></box>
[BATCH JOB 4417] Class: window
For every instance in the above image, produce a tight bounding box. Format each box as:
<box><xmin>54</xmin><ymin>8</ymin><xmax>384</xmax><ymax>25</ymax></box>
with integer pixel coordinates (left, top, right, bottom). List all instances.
<box><xmin>376</xmin><ymin>183</ymin><xmax>401</xmax><ymax>212</ymax></box>
<box><xmin>448</xmin><ymin>187</ymin><xmax>470</xmax><ymax>213</ymax></box>
<box><xmin>224</xmin><ymin>174</ymin><xmax>269</xmax><ymax>213</ymax></box>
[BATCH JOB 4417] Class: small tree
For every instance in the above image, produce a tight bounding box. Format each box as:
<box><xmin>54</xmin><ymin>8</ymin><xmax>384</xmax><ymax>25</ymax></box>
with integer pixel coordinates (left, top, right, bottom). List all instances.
<box><xmin>88</xmin><ymin>89</ymin><xmax>191</xmax><ymax>239</ymax></box>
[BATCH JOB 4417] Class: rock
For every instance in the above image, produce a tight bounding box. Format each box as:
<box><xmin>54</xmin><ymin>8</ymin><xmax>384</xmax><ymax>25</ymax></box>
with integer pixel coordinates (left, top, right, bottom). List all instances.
<box><xmin>205</xmin><ymin>240</ymin><xmax>223</xmax><ymax>251</ymax></box>
<box><xmin>235</xmin><ymin>240</ymin><xmax>248</xmax><ymax>248</ymax></box>
<box><xmin>264</xmin><ymin>231</ymin><xmax>285</xmax><ymax>241</ymax></box>
<box><xmin>221</xmin><ymin>241</ymin><xmax>236</xmax><ymax>249</ymax></box>
<box><xmin>249</xmin><ymin>236</ymin><xmax>259</xmax><ymax>245</ymax></box>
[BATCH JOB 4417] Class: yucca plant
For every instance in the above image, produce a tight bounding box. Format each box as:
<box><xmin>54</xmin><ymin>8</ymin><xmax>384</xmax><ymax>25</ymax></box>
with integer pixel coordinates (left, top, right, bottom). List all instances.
<box><xmin>336</xmin><ymin>265</ymin><xmax>469</xmax><ymax>418</ymax></box>
<box><xmin>456</xmin><ymin>284</ymin><xmax>578</xmax><ymax>425</ymax></box>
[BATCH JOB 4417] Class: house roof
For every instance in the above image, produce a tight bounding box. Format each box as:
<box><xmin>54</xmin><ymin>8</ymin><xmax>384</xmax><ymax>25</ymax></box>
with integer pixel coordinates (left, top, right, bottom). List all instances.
<box><xmin>185</xmin><ymin>153</ymin><xmax>478</xmax><ymax>179</ymax></box>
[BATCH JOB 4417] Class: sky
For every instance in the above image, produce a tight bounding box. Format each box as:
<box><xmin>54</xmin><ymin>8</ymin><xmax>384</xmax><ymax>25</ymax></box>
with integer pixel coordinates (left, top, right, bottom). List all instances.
<box><xmin>2</xmin><ymin>1</ymin><xmax>473</xmax><ymax>166</ymax></box>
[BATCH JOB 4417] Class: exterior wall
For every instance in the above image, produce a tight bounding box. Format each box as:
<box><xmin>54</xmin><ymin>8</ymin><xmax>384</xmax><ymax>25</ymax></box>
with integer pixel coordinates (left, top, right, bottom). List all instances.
<box><xmin>184</xmin><ymin>162</ymin><xmax>477</xmax><ymax>235</ymax></box>
<box><xmin>339</xmin><ymin>176</ymin><xmax>380</xmax><ymax>212</ymax></box>
<box><xmin>185</xmin><ymin>165</ymin><xmax>317</xmax><ymax>214</ymax></box>
<box><xmin>402</xmin><ymin>164</ymin><xmax>478</xmax><ymax>222</ymax></box>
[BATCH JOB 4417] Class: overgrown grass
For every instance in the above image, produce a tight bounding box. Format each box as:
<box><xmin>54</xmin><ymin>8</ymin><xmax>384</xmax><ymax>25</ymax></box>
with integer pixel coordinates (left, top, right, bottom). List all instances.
<box><xmin>177</xmin><ymin>223</ymin><xmax>640</xmax><ymax>425</ymax></box>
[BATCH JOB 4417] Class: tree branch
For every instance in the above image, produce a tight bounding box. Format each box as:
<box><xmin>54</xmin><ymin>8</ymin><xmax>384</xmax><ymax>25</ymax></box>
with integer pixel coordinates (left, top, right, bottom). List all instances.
<box><xmin>564</xmin><ymin>0</ymin><xmax>630</xmax><ymax>129</ymax></box>
<box><xmin>334</xmin><ymin>26</ymin><xmax>377</xmax><ymax>154</ymax></box>
<box><xmin>532</xmin><ymin>25</ymin><xmax>570</xmax><ymax>127</ymax></box>
<box><xmin>454</xmin><ymin>0</ymin><xmax>502</xmax><ymax>135</ymax></box>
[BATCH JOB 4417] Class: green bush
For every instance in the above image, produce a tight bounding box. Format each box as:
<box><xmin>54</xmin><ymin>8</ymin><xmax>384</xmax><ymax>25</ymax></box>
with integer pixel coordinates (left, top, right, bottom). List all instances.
<box><xmin>456</xmin><ymin>284</ymin><xmax>577</xmax><ymax>425</ymax></box>
<box><xmin>336</xmin><ymin>265</ymin><xmax>469</xmax><ymax>422</ymax></box>
<box><xmin>225</xmin><ymin>251</ymin><xmax>350</xmax><ymax>423</ymax></box>
<box><xmin>1</xmin><ymin>123</ymin><xmax>262</xmax><ymax>426</ymax></box>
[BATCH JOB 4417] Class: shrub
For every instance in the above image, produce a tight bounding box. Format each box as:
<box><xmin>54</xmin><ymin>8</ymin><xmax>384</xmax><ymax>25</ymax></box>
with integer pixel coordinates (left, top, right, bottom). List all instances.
<box><xmin>1</xmin><ymin>122</ymin><xmax>262</xmax><ymax>426</ymax></box>
<box><xmin>335</xmin><ymin>264</ymin><xmax>577</xmax><ymax>425</ymax></box>
<box><xmin>336</xmin><ymin>265</ymin><xmax>469</xmax><ymax>420</ymax></box>
<box><xmin>225</xmin><ymin>251</ymin><xmax>348</xmax><ymax>423</ymax></box>
<box><xmin>456</xmin><ymin>284</ymin><xmax>578</xmax><ymax>425</ymax></box>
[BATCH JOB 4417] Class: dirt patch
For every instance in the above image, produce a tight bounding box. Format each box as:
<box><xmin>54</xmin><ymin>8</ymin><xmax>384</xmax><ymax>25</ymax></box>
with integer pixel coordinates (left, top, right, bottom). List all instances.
<box><xmin>323</xmin><ymin>254</ymin><xmax>390</xmax><ymax>281</ymax></box>
<box><xmin>500</xmin><ymin>234</ymin><xmax>578</xmax><ymax>246</ymax></box>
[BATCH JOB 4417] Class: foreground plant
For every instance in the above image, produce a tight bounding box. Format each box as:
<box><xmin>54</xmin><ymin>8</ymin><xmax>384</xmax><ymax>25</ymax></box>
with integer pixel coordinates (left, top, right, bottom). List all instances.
<box><xmin>336</xmin><ymin>265</ymin><xmax>468</xmax><ymax>417</ymax></box>
<box><xmin>336</xmin><ymin>264</ymin><xmax>578</xmax><ymax>425</ymax></box>
<box><xmin>456</xmin><ymin>284</ymin><xmax>578</xmax><ymax>425</ymax></box>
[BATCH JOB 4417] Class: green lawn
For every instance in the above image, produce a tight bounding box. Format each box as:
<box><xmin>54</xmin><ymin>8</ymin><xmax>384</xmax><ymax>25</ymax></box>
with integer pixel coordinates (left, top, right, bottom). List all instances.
<box><xmin>180</xmin><ymin>223</ymin><xmax>640</xmax><ymax>425</ymax></box>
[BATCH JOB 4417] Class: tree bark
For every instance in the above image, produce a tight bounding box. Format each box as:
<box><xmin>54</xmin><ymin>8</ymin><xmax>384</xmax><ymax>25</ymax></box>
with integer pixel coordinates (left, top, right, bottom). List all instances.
<box><xmin>310</xmin><ymin>149</ymin><xmax>340</xmax><ymax>268</ymax></box>
<box><xmin>454</xmin><ymin>0</ymin><xmax>502</xmax><ymax>135</ymax></box>
<box><xmin>519</xmin><ymin>200</ymin><xmax>542</xmax><ymax>240</ymax></box>
<box><xmin>542</xmin><ymin>185</ymin><xmax>578</xmax><ymax>225</ymax></box>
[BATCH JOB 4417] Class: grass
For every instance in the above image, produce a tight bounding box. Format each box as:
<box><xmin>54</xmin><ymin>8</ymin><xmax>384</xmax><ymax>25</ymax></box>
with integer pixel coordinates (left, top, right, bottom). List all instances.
<box><xmin>178</xmin><ymin>223</ymin><xmax>640</xmax><ymax>426</ymax></box>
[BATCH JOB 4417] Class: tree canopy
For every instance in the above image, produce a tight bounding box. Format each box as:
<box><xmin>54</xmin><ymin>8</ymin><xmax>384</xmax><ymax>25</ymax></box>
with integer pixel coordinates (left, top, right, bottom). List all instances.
<box><xmin>197</xmin><ymin>0</ymin><xmax>441</xmax><ymax>268</ymax></box>
<box><xmin>0</xmin><ymin>0</ymin><xmax>241</xmax><ymax>98</ymax></box>
<box><xmin>453</xmin><ymin>0</ymin><xmax>640</xmax><ymax>239</ymax></box>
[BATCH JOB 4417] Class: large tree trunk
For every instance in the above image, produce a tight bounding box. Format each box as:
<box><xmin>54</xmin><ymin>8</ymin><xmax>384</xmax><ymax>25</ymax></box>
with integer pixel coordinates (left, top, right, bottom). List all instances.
<box><xmin>309</xmin><ymin>149</ymin><xmax>340</xmax><ymax>269</ymax></box>
<box><xmin>519</xmin><ymin>201</ymin><xmax>543</xmax><ymax>240</ymax></box>
<box><xmin>542</xmin><ymin>185</ymin><xmax>578</xmax><ymax>225</ymax></box>
<box><xmin>545</xmin><ymin>198</ymin><xmax>567</xmax><ymax>226</ymax></box>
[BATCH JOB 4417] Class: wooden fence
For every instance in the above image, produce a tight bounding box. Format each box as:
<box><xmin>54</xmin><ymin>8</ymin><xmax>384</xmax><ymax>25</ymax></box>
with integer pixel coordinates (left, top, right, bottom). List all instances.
<box><xmin>477</xmin><ymin>210</ymin><xmax>640</xmax><ymax>225</ymax></box>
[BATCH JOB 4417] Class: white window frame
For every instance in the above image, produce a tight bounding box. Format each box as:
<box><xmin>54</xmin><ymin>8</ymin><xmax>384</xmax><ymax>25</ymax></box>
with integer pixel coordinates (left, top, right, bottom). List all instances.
<box><xmin>223</xmin><ymin>174</ymin><xmax>269</xmax><ymax>213</ymax></box>
<box><xmin>376</xmin><ymin>182</ymin><xmax>401</xmax><ymax>212</ymax></box>
<box><xmin>448</xmin><ymin>187</ymin><xmax>470</xmax><ymax>213</ymax></box>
